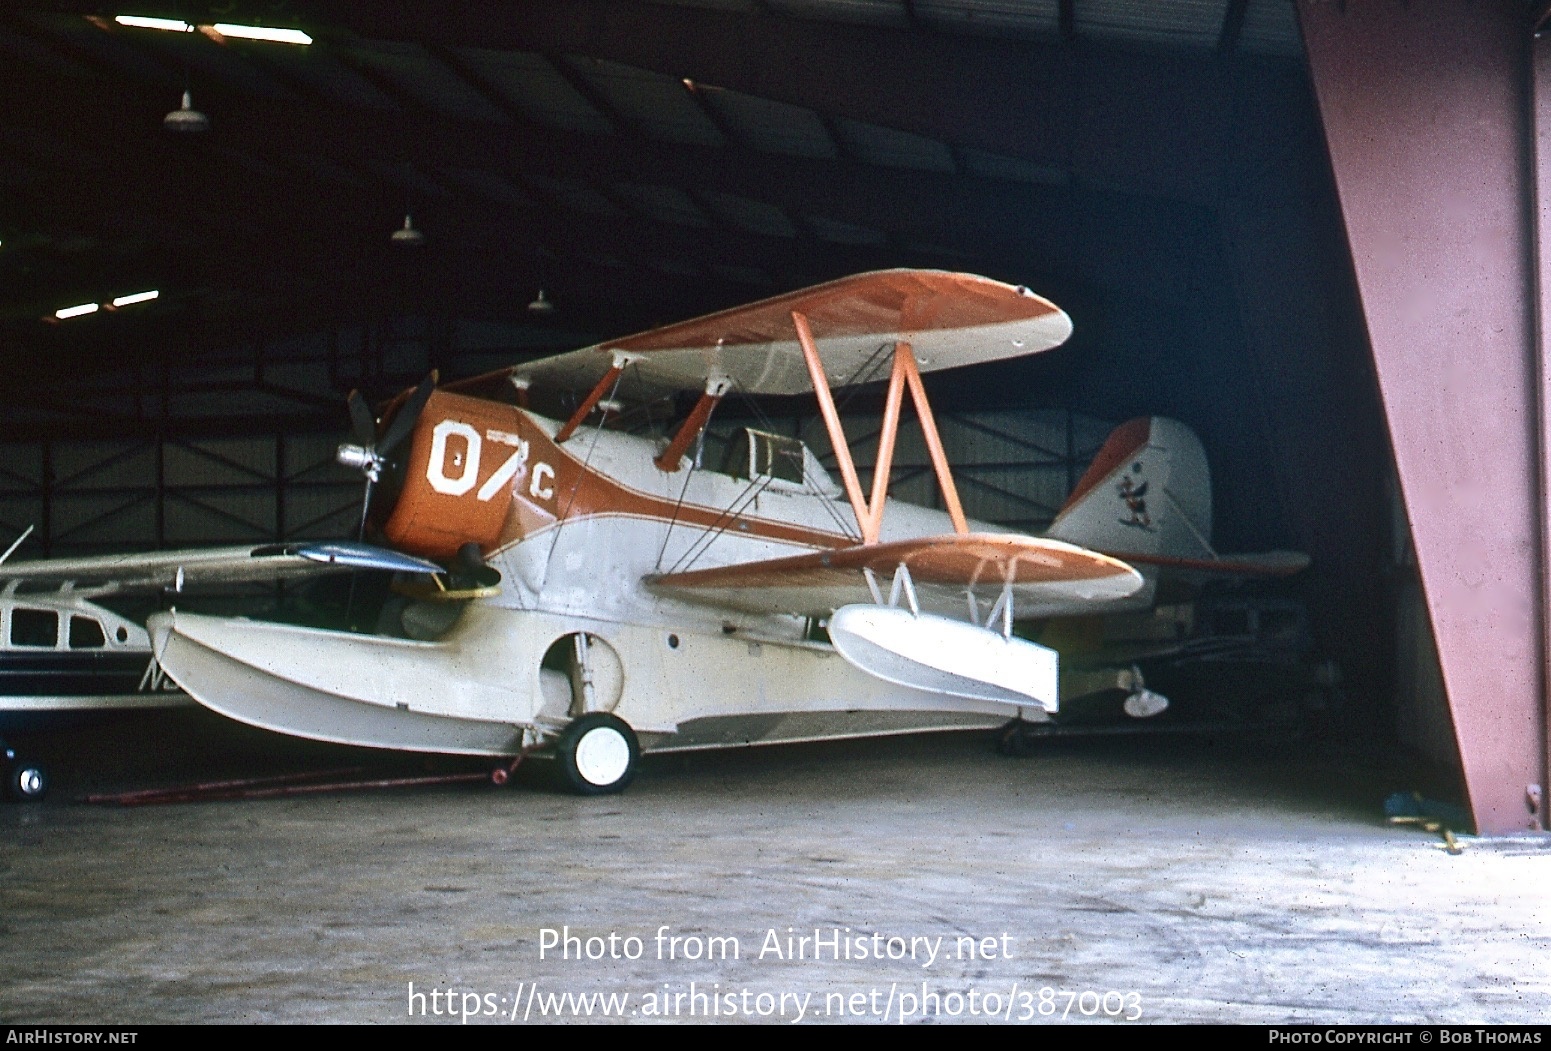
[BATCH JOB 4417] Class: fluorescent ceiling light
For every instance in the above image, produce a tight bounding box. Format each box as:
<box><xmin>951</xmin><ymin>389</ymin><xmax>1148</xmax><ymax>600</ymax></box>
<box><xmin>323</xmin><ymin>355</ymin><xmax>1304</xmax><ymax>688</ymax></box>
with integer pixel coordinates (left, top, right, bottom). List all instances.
<box><xmin>111</xmin><ymin>290</ymin><xmax>159</xmax><ymax>307</ymax></box>
<box><xmin>212</xmin><ymin>23</ymin><xmax>312</xmax><ymax>44</ymax></box>
<box><xmin>54</xmin><ymin>302</ymin><xmax>99</xmax><ymax>320</ymax></box>
<box><xmin>114</xmin><ymin>15</ymin><xmax>192</xmax><ymax>32</ymax></box>
<box><xmin>113</xmin><ymin>15</ymin><xmax>311</xmax><ymax>43</ymax></box>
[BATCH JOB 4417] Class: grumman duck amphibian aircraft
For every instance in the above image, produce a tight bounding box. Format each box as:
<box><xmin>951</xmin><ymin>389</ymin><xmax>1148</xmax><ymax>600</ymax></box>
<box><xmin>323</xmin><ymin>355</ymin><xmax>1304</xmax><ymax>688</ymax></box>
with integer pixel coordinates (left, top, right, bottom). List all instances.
<box><xmin>2</xmin><ymin>271</ymin><xmax>1162</xmax><ymax>794</ymax></box>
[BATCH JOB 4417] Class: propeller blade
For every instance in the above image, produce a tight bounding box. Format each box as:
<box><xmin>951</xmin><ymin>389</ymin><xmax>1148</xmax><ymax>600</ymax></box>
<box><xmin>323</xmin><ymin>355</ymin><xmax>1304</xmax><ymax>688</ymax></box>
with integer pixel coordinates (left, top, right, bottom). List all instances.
<box><xmin>378</xmin><ymin>371</ymin><xmax>438</xmax><ymax>457</ymax></box>
<box><xmin>346</xmin><ymin>389</ymin><xmax>377</xmax><ymax>447</ymax></box>
<box><xmin>358</xmin><ymin>476</ymin><xmax>375</xmax><ymax>541</ymax></box>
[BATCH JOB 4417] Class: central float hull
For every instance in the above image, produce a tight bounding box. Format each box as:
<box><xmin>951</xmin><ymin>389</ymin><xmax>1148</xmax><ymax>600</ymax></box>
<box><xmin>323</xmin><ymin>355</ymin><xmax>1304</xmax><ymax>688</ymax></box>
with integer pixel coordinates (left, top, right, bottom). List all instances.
<box><xmin>148</xmin><ymin>605</ymin><xmax>1041</xmax><ymax>757</ymax></box>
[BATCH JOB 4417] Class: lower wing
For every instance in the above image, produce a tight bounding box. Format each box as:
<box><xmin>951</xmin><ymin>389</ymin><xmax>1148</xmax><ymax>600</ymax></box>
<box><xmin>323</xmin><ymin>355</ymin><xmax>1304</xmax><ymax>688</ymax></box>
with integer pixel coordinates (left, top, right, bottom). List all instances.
<box><xmin>646</xmin><ymin>533</ymin><xmax>1143</xmax><ymax>620</ymax></box>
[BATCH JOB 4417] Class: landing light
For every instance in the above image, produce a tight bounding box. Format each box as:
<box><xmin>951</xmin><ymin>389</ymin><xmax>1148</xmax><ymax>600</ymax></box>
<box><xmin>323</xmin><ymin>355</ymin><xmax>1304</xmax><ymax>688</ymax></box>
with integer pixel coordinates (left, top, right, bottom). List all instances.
<box><xmin>54</xmin><ymin>302</ymin><xmax>99</xmax><ymax>320</ymax></box>
<box><xmin>112</xmin><ymin>290</ymin><xmax>159</xmax><ymax>307</ymax></box>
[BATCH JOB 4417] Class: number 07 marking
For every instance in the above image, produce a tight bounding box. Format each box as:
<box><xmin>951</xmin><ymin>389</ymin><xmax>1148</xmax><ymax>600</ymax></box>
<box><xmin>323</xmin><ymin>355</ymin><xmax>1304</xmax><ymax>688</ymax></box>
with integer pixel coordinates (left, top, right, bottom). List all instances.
<box><xmin>427</xmin><ymin>420</ymin><xmax>534</xmax><ymax>502</ymax></box>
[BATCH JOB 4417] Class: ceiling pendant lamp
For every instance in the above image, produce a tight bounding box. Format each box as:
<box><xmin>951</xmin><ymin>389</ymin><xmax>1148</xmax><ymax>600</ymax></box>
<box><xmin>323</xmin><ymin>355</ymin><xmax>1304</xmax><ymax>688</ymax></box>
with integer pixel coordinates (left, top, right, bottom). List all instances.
<box><xmin>527</xmin><ymin>288</ymin><xmax>554</xmax><ymax>314</ymax></box>
<box><xmin>163</xmin><ymin>90</ymin><xmax>209</xmax><ymax>133</ymax></box>
<box><xmin>391</xmin><ymin>214</ymin><xmax>425</xmax><ymax>247</ymax></box>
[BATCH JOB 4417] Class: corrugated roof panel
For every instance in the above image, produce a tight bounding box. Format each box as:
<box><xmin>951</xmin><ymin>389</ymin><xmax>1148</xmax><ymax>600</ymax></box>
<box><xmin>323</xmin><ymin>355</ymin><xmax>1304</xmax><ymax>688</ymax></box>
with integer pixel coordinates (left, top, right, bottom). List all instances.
<box><xmin>566</xmin><ymin>57</ymin><xmax>725</xmax><ymax>147</ymax></box>
<box><xmin>649</xmin><ymin>0</ymin><xmax>764</xmax><ymax>10</ymax></box>
<box><xmin>697</xmin><ymin>86</ymin><xmax>838</xmax><ymax>159</ymax></box>
<box><xmin>805</xmin><ymin>215</ymin><xmax>889</xmax><ymax>246</ymax></box>
<box><xmin>1239</xmin><ymin>0</ymin><xmax>1302</xmax><ymax>57</ymax></box>
<box><xmin>764</xmin><ymin>0</ymin><xmax>910</xmax><ymax>28</ymax></box>
<box><xmin>642</xmin><ymin>254</ymin><xmax>702</xmax><ymax>277</ymax></box>
<box><xmin>703</xmin><ymin>192</ymin><xmax>798</xmax><ymax>238</ymax></box>
<box><xmin>453</xmin><ymin>48</ymin><xmax>613</xmax><ymax>135</ymax></box>
<box><xmin>26</xmin><ymin>15</ymin><xmax>175</xmax><ymax>85</ymax></box>
<box><xmin>342</xmin><ymin>39</ymin><xmax>508</xmax><ymax>122</ymax></box>
<box><xmin>212</xmin><ymin>148</ymin><xmax>289</xmax><ymax>182</ymax></box>
<box><xmin>832</xmin><ymin>118</ymin><xmax>956</xmax><ymax>173</ymax></box>
<box><xmin>368</xmin><ymin>162</ymin><xmax>454</xmax><ymax>201</ymax></box>
<box><xmin>612</xmin><ymin>183</ymin><xmax>711</xmax><ymax>227</ymax></box>
<box><xmin>899</xmin><ymin>237</ymin><xmax>973</xmax><ymax>261</ymax></box>
<box><xmin>522</xmin><ymin>173</ymin><xmax>626</xmax><ymax>217</ymax></box>
<box><xmin>128</xmin><ymin>29</ymin><xmax>295</xmax><ymax>99</ymax></box>
<box><xmin>291</xmin><ymin>155</ymin><xmax>370</xmax><ymax>188</ymax></box>
<box><xmin>0</xmin><ymin>162</ymin><xmax>46</xmax><ymax>190</ymax></box>
<box><xmin>245</xmin><ymin>44</ymin><xmax>399</xmax><ymax>110</ymax></box>
<box><xmin>0</xmin><ymin>23</ymin><xmax>96</xmax><ymax>78</ymax></box>
<box><xmin>959</xmin><ymin>147</ymin><xmax>1068</xmax><ymax>185</ymax></box>
<box><xmin>440</xmin><ymin>168</ymin><xmax>534</xmax><ymax>208</ymax></box>
<box><xmin>2</xmin><ymin>128</ymin><xmax>101</xmax><ymax>173</ymax></box>
<box><xmin>915</xmin><ymin>0</ymin><xmax>1060</xmax><ymax>39</ymax></box>
<box><xmin>711</xmin><ymin>264</ymin><xmax>773</xmax><ymax>287</ymax></box>
<box><xmin>576</xmin><ymin>251</ymin><xmax>632</xmax><ymax>270</ymax></box>
<box><xmin>1076</xmin><ymin>0</ymin><xmax>1228</xmax><ymax>48</ymax></box>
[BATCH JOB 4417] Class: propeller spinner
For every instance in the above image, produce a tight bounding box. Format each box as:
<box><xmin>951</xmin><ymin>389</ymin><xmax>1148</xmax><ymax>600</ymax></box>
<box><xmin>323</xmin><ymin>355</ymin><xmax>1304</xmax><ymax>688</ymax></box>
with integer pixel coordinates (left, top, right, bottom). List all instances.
<box><xmin>336</xmin><ymin>373</ymin><xmax>438</xmax><ymax>538</ymax></box>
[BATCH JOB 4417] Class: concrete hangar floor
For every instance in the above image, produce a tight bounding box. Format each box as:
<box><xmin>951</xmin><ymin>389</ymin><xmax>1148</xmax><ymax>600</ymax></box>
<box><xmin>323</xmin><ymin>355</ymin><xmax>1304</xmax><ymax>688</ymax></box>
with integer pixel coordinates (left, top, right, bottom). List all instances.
<box><xmin>0</xmin><ymin>708</ymin><xmax>1546</xmax><ymax>1025</ymax></box>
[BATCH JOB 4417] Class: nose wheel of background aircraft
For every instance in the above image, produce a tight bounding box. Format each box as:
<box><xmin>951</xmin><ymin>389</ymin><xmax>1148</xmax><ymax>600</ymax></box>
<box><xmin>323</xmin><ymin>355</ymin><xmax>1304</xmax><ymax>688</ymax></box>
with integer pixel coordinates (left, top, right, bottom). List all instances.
<box><xmin>555</xmin><ymin>713</ymin><xmax>639</xmax><ymax>795</ymax></box>
<box><xmin>4</xmin><ymin>742</ymin><xmax>49</xmax><ymax>802</ymax></box>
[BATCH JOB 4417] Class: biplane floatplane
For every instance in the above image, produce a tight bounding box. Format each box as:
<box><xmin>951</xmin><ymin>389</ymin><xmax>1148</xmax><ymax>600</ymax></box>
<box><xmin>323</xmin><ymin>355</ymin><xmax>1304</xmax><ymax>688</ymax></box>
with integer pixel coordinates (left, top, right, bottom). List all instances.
<box><xmin>0</xmin><ymin>270</ymin><xmax>1301</xmax><ymax>795</ymax></box>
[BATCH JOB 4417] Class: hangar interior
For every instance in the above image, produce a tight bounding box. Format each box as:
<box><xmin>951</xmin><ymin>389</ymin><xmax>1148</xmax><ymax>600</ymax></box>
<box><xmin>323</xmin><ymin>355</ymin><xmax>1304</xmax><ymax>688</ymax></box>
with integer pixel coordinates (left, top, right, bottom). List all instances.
<box><xmin>0</xmin><ymin>0</ymin><xmax>1541</xmax><ymax>835</ymax></box>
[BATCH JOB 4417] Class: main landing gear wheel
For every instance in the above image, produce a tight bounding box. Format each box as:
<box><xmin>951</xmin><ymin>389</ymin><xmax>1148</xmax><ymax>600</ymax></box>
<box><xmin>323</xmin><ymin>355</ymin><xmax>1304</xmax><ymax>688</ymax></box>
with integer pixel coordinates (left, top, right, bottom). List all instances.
<box><xmin>7</xmin><ymin>761</ymin><xmax>49</xmax><ymax>802</ymax></box>
<box><xmin>556</xmin><ymin>713</ymin><xmax>639</xmax><ymax>796</ymax></box>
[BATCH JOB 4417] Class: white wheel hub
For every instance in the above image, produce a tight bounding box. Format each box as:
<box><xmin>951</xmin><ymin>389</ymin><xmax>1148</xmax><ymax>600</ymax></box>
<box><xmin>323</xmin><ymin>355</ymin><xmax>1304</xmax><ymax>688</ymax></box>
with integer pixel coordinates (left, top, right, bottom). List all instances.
<box><xmin>573</xmin><ymin>726</ymin><xmax>631</xmax><ymax>787</ymax></box>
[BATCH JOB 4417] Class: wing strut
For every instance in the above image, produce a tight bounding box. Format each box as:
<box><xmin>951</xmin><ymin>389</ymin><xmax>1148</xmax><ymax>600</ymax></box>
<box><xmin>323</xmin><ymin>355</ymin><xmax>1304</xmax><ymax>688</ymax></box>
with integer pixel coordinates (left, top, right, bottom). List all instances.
<box><xmin>655</xmin><ymin>376</ymin><xmax>731</xmax><ymax>472</ymax></box>
<box><xmin>791</xmin><ymin>310</ymin><xmax>969</xmax><ymax>544</ymax></box>
<box><xmin>556</xmin><ymin>351</ymin><xmax>639</xmax><ymax>443</ymax></box>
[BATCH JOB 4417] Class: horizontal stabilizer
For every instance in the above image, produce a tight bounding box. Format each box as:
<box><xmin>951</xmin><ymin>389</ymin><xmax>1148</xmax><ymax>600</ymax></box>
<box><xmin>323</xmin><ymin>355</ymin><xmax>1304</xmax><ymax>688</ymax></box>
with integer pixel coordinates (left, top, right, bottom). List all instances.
<box><xmin>1048</xmin><ymin>416</ymin><xmax>1310</xmax><ymax>579</ymax></box>
<box><xmin>0</xmin><ymin>541</ymin><xmax>443</xmax><ymax>591</ymax></box>
<box><xmin>1119</xmin><ymin>549</ymin><xmax>1312</xmax><ymax>578</ymax></box>
<box><xmin>647</xmin><ymin>533</ymin><xmax>1142</xmax><ymax>618</ymax></box>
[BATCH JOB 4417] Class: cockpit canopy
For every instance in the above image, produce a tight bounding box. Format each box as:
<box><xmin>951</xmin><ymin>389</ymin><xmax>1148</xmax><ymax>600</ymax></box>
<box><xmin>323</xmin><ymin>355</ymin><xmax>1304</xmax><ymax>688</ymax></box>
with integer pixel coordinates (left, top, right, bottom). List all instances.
<box><xmin>721</xmin><ymin>428</ymin><xmax>841</xmax><ymax>495</ymax></box>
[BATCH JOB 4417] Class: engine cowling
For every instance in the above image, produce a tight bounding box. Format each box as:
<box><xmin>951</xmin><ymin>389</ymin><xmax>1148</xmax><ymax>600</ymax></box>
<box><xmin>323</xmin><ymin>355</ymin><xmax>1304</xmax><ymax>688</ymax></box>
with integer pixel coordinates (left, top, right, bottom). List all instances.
<box><xmin>377</xmin><ymin>390</ymin><xmax>532</xmax><ymax>560</ymax></box>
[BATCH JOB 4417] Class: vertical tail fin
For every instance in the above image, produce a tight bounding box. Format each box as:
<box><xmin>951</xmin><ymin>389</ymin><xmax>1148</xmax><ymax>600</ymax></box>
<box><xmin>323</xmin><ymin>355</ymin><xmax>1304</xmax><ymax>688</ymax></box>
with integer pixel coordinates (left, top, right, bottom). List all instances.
<box><xmin>1045</xmin><ymin>417</ymin><xmax>1214</xmax><ymax>560</ymax></box>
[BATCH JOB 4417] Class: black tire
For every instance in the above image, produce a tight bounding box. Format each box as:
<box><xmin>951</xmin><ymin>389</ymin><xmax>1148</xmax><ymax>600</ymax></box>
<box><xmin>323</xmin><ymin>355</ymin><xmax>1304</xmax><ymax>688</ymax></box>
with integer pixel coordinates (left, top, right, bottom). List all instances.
<box><xmin>555</xmin><ymin>713</ymin><xmax>638</xmax><ymax>795</ymax></box>
<box><xmin>8</xmin><ymin>761</ymin><xmax>48</xmax><ymax>802</ymax></box>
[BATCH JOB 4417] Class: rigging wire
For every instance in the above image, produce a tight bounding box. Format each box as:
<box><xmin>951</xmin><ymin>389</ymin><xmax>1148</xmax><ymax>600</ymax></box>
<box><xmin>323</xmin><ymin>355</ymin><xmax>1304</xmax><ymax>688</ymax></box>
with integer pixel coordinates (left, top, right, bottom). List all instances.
<box><xmin>653</xmin><ymin>391</ymin><xmax>722</xmax><ymax>572</ymax></box>
<box><xmin>538</xmin><ymin>365</ymin><xmax>629</xmax><ymax>590</ymax></box>
<box><xmin>664</xmin><ymin>471</ymin><xmax>775</xmax><ymax>577</ymax></box>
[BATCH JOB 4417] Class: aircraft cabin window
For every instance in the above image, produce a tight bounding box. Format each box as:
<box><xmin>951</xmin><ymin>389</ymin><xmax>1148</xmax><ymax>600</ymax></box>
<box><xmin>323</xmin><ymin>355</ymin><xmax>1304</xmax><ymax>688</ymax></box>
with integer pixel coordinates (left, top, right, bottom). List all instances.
<box><xmin>11</xmin><ymin>608</ymin><xmax>58</xmax><ymax>648</ymax></box>
<box><xmin>69</xmin><ymin>616</ymin><xmax>106</xmax><ymax>649</ymax></box>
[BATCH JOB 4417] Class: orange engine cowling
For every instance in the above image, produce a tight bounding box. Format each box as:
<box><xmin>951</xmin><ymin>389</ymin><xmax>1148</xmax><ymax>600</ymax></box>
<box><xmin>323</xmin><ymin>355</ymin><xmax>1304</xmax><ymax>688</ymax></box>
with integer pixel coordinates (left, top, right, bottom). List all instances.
<box><xmin>378</xmin><ymin>390</ymin><xmax>532</xmax><ymax>560</ymax></box>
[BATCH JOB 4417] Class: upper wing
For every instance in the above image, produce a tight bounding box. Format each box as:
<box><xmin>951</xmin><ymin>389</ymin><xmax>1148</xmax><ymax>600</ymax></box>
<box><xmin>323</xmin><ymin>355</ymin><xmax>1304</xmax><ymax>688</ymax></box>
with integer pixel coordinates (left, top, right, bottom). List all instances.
<box><xmin>450</xmin><ymin>270</ymin><xmax>1071</xmax><ymax>401</ymax></box>
<box><xmin>647</xmin><ymin>533</ymin><xmax>1142</xmax><ymax>619</ymax></box>
<box><xmin>0</xmin><ymin>541</ymin><xmax>443</xmax><ymax>591</ymax></box>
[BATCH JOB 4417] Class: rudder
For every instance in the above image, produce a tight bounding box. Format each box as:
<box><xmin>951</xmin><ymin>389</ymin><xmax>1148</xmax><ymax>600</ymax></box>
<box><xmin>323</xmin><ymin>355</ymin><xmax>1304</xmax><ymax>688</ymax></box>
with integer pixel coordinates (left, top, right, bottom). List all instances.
<box><xmin>1045</xmin><ymin>417</ymin><xmax>1213</xmax><ymax>561</ymax></box>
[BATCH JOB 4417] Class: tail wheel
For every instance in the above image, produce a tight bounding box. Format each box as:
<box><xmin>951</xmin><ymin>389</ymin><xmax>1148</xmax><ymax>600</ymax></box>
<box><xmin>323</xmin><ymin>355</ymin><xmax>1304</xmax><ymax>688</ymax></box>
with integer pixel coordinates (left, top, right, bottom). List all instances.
<box><xmin>8</xmin><ymin>761</ymin><xmax>48</xmax><ymax>802</ymax></box>
<box><xmin>556</xmin><ymin>713</ymin><xmax>638</xmax><ymax>795</ymax></box>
